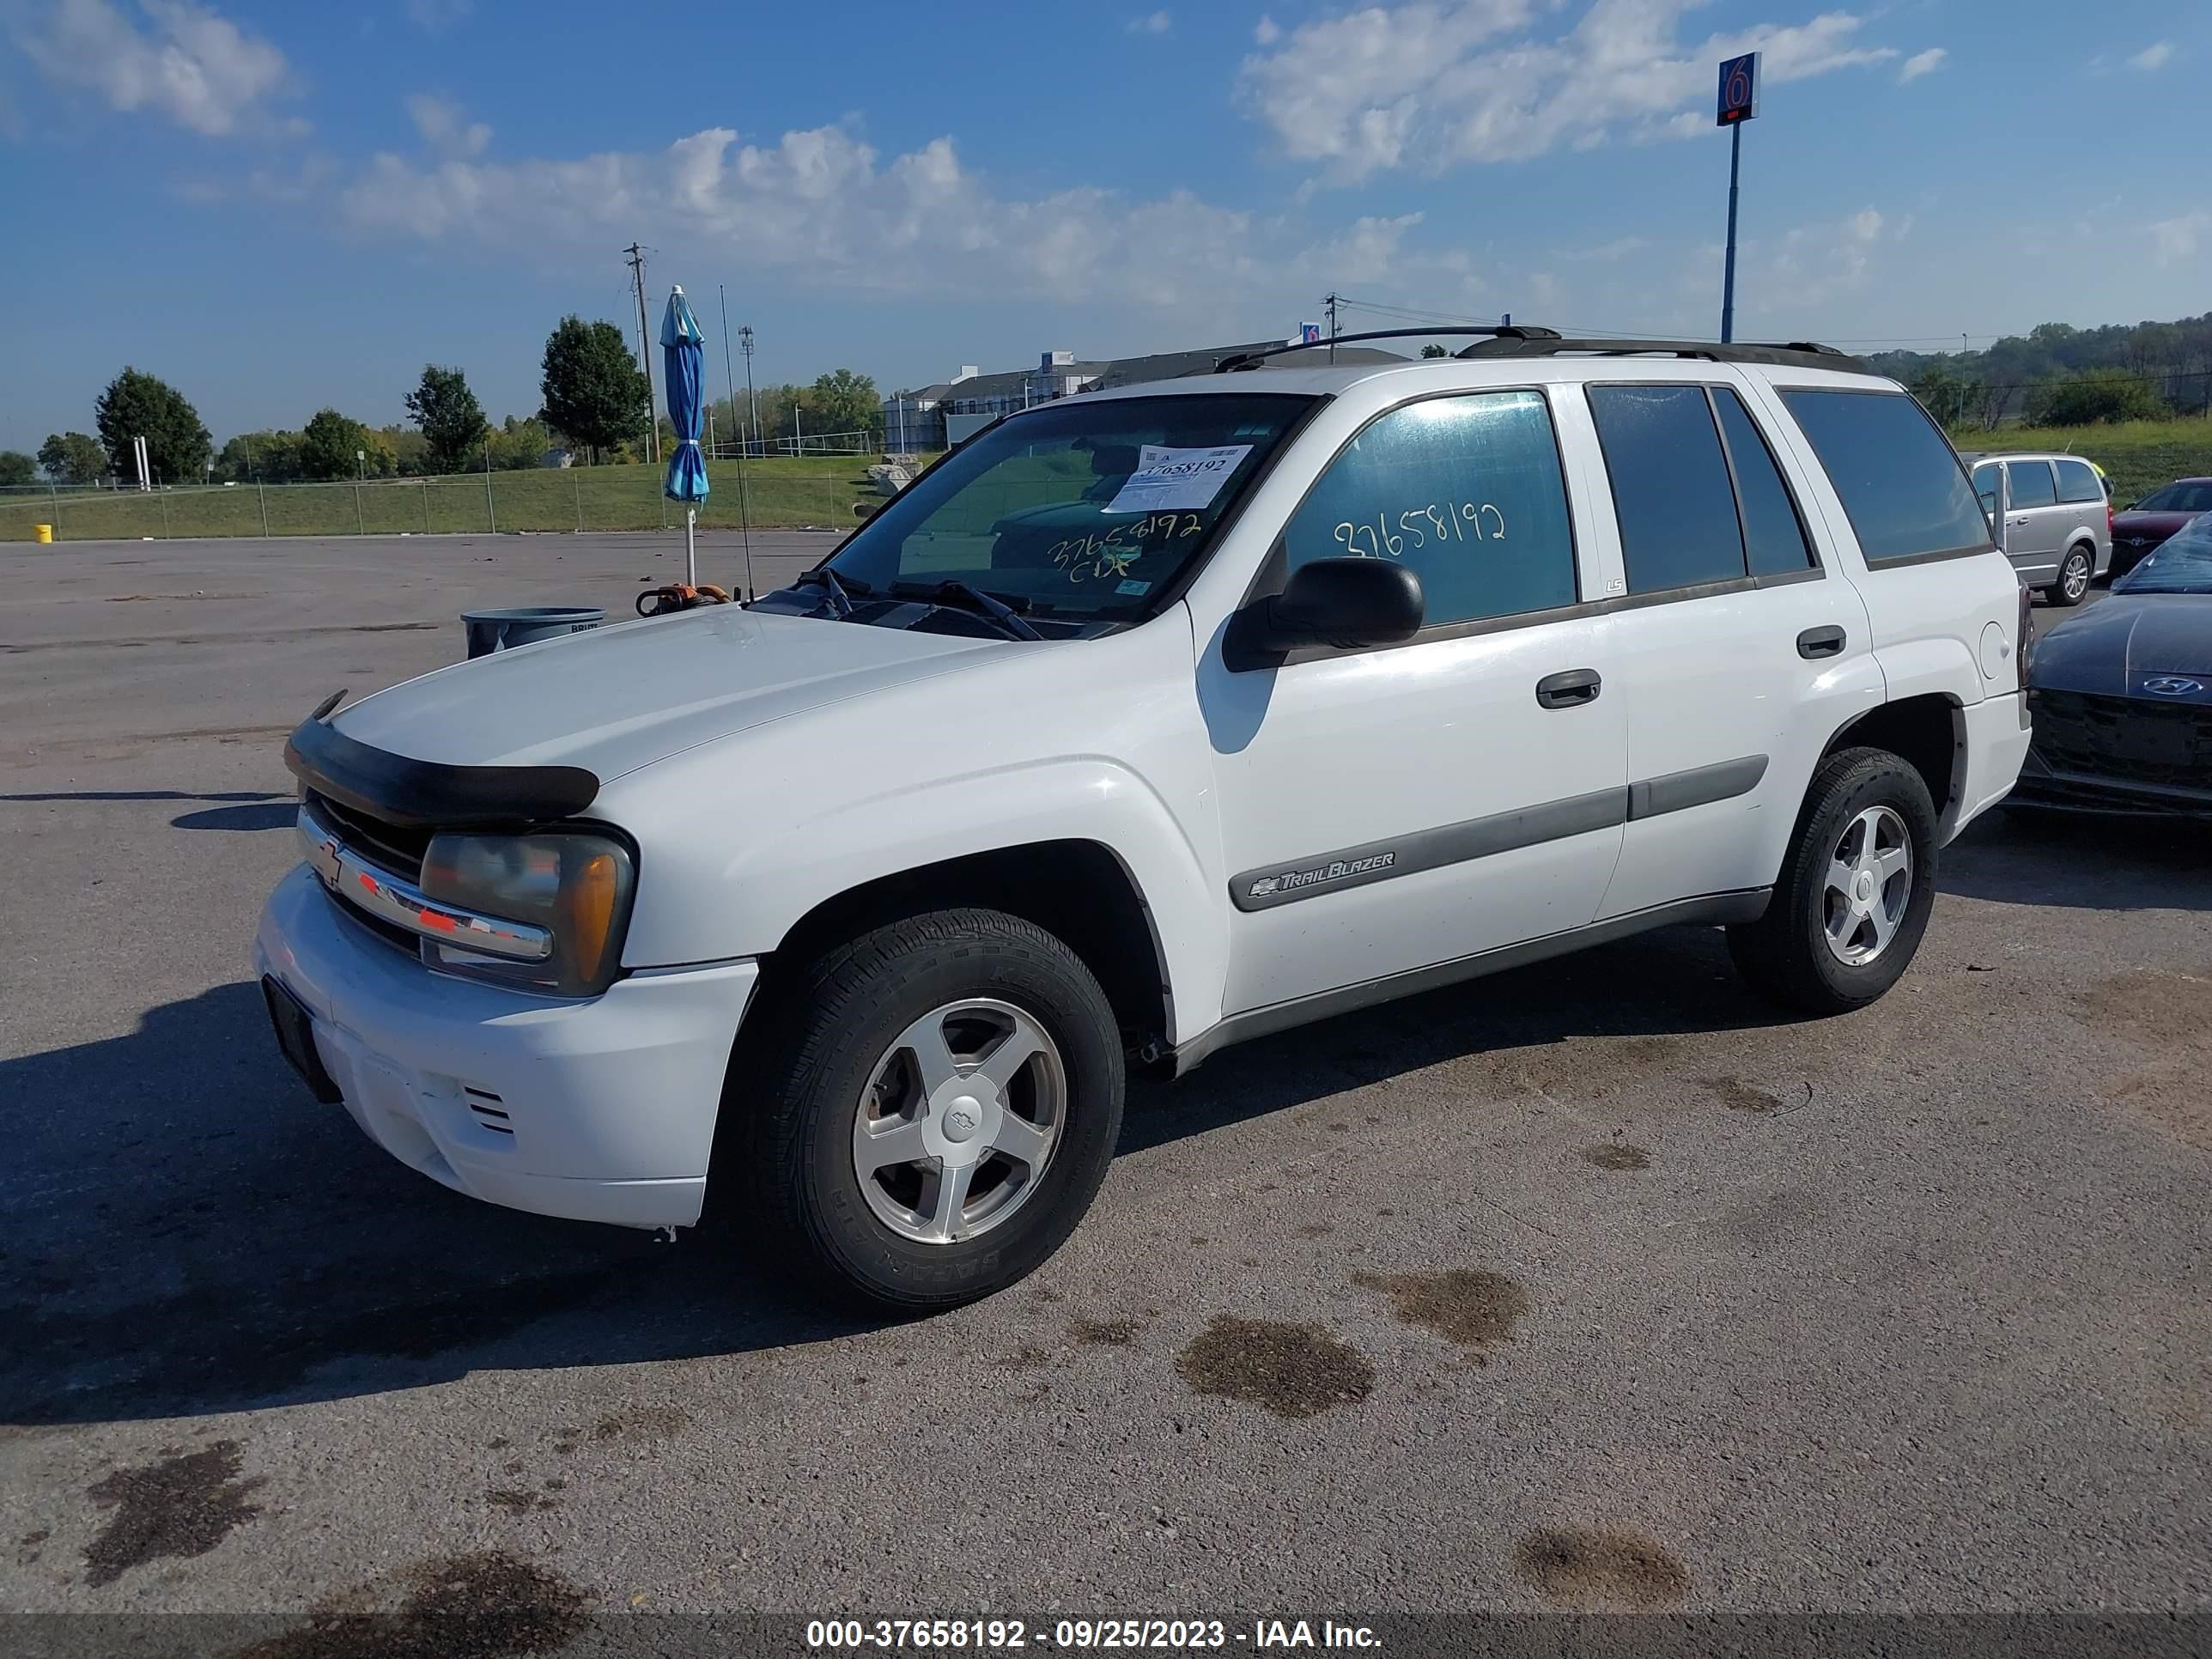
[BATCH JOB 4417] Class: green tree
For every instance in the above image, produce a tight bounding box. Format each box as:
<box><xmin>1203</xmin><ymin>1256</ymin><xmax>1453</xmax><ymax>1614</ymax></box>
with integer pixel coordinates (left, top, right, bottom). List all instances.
<box><xmin>806</xmin><ymin>368</ymin><xmax>882</xmax><ymax>439</ymax></box>
<box><xmin>404</xmin><ymin>363</ymin><xmax>488</xmax><ymax>474</ymax></box>
<box><xmin>1910</xmin><ymin>366</ymin><xmax>1974</xmax><ymax>428</ymax></box>
<box><xmin>299</xmin><ymin>409</ymin><xmax>384</xmax><ymax>480</ymax></box>
<box><xmin>1419</xmin><ymin>343</ymin><xmax>1450</xmax><ymax>358</ymax></box>
<box><xmin>489</xmin><ymin>414</ymin><xmax>554</xmax><ymax>471</ymax></box>
<box><xmin>2026</xmin><ymin>369</ymin><xmax>2164</xmax><ymax>427</ymax></box>
<box><xmin>40</xmin><ymin>432</ymin><xmax>111</xmax><ymax>484</ymax></box>
<box><xmin>0</xmin><ymin>452</ymin><xmax>35</xmax><ymax>487</ymax></box>
<box><xmin>216</xmin><ymin>429</ymin><xmax>304</xmax><ymax>483</ymax></box>
<box><xmin>93</xmin><ymin>367</ymin><xmax>212</xmax><ymax>483</ymax></box>
<box><xmin>540</xmin><ymin>317</ymin><xmax>648</xmax><ymax>461</ymax></box>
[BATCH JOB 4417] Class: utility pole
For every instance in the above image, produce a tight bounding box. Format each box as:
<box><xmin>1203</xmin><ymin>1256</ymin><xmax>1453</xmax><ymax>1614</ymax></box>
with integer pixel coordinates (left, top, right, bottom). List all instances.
<box><xmin>738</xmin><ymin>325</ymin><xmax>757</xmax><ymax>455</ymax></box>
<box><xmin>717</xmin><ymin>285</ymin><xmax>755</xmax><ymax>599</ymax></box>
<box><xmin>1324</xmin><ymin>292</ymin><xmax>1339</xmax><ymax>365</ymax></box>
<box><xmin>624</xmin><ymin>242</ymin><xmax>661</xmax><ymax>466</ymax></box>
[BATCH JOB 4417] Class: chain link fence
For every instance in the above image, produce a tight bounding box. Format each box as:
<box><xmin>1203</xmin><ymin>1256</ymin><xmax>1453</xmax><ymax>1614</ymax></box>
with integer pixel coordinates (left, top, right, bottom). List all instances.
<box><xmin>1</xmin><ymin>457</ymin><xmax>896</xmax><ymax>544</ymax></box>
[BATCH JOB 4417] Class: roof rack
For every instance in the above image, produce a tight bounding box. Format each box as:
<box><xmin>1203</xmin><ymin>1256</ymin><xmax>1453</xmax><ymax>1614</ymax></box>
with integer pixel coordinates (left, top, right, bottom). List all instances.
<box><xmin>1209</xmin><ymin>325</ymin><xmax>1865</xmax><ymax>374</ymax></box>
<box><xmin>1212</xmin><ymin>325</ymin><xmax>1563</xmax><ymax>373</ymax></box>
<box><xmin>1455</xmin><ymin>335</ymin><xmax>1865</xmax><ymax>370</ymax></box>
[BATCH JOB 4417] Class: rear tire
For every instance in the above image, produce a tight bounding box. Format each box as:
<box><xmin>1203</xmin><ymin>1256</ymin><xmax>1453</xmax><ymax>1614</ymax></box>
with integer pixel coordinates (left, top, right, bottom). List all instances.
<box><xmin>732</xmin><ymin>907</ymin><xmax>1124</xmax><ymax>1310</ymax></box>
<box><xmin>1728</xmin><ymin>747</ymin><xmax>1939</xmax><ymax>1016</ymax></box>
<box><xmin>2049</xmin><ymin>544</ymin><xmax>2093</xmax><ymax>606</ymax></box>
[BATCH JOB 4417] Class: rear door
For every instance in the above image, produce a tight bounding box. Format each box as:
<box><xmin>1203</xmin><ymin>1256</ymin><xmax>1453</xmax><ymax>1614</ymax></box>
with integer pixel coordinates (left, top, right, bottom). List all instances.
<box><xmin>1574</xmin><ymin>375</ymin><xmax>1877</xmax><ymax>921</ymax></box>
<box><xmin>2002</xmin><ymin>459</ymin><xmax>2062</xmax><ymax>582</ymax></box>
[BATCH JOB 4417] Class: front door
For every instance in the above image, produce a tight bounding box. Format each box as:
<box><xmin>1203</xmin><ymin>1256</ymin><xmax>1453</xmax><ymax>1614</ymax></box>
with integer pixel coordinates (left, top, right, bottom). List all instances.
<box><xmin>1200</xmin><ymin>387</ymin><xmax>1628</xmax><ymax>1017</ymax></box>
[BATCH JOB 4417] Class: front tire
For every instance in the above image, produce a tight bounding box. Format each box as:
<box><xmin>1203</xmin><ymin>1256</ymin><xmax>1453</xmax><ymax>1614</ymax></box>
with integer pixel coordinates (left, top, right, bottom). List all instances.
<box><xmin>2049</xmin><ymin>544</ymin><xmax>2093</xmax><ymax>606</ymax></box>
<box><xmin>1728</xmin><ymin>747</ymin><xmax>1939</xmax><ymax>1016</ymax></box>
<box><xmin>736</xmin><ymin>907</ymin><xmax>1125</xmax><ymax>1310</ymax></box>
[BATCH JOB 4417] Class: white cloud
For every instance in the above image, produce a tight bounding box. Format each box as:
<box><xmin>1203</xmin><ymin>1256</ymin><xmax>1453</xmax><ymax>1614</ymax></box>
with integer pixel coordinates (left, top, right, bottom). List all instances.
<box><xmin>2129</xmin><ymin>41</ymin><xmax>2172</xmax><ymax>71</ymax></box>
<box><xmin>9</xmin><ymin>0</ymin><xmax>291</xmax><ymax>136</ymax></box>
<box><xmin>1254</xmin><ymin>14</ymin><xmax>1279</xmax><ymax>44</ymax></box>
<box><xmin>404</xmin><ymin>91</ymin><xmax>489</xmax><ymax>158</ymax></box>
<box><xmin>1238</xmin><ymin>0</ymin><xmax>1899</xmax><ymax>182</ymax></box>
<box><xmin>1753</xmin><ymin>204</ymin><xmax>1894</xmax><ymax>311</ymax></box>
<box><xmin>1564</xmin><ymin>234</ymin><xmax>1648</xmax><ymax>261</ymax></box>
<box><xmin>2149</xmin><ymin>210</ymin><xmax>2208</xmax><ymax>264</ymax></box>
<box><xmin>1127</xmin><ymin>9</ymin><xmax>1171</xmax><ymax>34</ymax></box>
<box><xmin>1897</xmin><ymin>46</ymin><xmax>1945</xmax><ymax>83</ymax></box>
<box><xmin>334</xmin><ymin>121</ymin><xmax>1481</xmax><ymax>313</ymax></box>
<box><xmin>405</xmin><ymin>0</ymin><xmax>471</xmax><ymax>30</ymax></box>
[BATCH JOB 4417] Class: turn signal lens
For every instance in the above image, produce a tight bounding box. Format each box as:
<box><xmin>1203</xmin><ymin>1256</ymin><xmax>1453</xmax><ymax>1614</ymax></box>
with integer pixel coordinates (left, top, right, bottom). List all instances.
<box><xmin>420</xmin><ymin>830</ymin><xmax>636</xmax><ymax>996</ymax></box>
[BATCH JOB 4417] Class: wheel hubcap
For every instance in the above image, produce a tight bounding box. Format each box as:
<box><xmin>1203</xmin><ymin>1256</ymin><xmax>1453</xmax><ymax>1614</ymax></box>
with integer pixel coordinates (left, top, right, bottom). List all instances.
<box><xmin>2064</xmin><ymin>556</ymin><xmax>2088</xmax><ymax>599</ymax></box>
<box><xmin>852</xmin><ymin>997</ymin><xmax>1065</xmax><ymax>1245</ymax></box>
<box><xmin>1821</xmin><ymin>805</ymin><xmax>1912</xmax><ymax>967</ymax></box>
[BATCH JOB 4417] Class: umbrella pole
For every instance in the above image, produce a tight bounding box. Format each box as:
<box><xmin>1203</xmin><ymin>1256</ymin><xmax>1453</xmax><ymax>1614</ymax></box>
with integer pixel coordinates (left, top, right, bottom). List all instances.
<box><xmin>686</xmin><ymin>507</ymin><xmax>697</xmax><ymax>588</ymax></box>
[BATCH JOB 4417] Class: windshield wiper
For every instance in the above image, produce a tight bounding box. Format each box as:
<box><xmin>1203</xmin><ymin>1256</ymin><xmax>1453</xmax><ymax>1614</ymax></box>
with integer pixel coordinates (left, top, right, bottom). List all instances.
<box><xmin>793</xmin><ymin>565</ymin><xmax>870</xmax><ymax>617</ymax></box>
<box><xmin>889</xmin><ymin>580</ymin><xmax>1044</xmax><ymax>641</ymax></box>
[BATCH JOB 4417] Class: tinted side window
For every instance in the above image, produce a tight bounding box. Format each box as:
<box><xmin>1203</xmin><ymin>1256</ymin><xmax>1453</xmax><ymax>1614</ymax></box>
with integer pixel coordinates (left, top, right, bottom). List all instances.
<box><xmin>1588</xmin><ymin>385</ymin><xmax>1746</xmax><ymax>592</ymax></box>
<box><xmin>1281</xmin><ymin>391</ymin><xmax>1577</xmax><ymax>628</ymax></box>
<box><xmin>1711</xmin><ymin>386</ymin><xmax>1814</xmax><ymax>575</ymax></box>
<box><xmin>2054</xmin><ymin>459</ymin><xmax>2102</xmax><ymax>504</ymax></box>
<box><xmin>2007</xmin><ymin>460</ymin><xmax>2057</xmax><ymax>509</ymax></box>
<box><xmin>1779</xmin><ymin>390</ymin><xmax>1994</xmax><ymax>564</ymax></box>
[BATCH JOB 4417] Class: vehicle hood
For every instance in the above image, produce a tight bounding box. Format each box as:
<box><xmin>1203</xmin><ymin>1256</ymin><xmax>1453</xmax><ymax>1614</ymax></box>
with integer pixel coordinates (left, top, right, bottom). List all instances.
<box><xmin>2031</xmin><ymin>594</ymin><xmax>2212</xmax><ymax>702</ymax></box>
<box><xmin>2111</xmin><ymin>509</ymin><xmax>2196</xmax><ymax>542</ymax></box>
<box><xmin>331</xmin><ymin>607</ymin><xmax>1016</xmax><ymax>782</ymax></box>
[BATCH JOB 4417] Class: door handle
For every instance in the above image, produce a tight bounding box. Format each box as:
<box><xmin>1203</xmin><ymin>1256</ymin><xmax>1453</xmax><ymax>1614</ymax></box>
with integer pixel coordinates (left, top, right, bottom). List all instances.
<box><xmin>2008</xmin><ymin>516</ymin><xmax>2030</xmax><ymax>526</ymax></box>
<box><xmin>1535</xmin><ymin>668</ymin><xmax>1601</xmax><ymax>708</ymax></box>
<box><xmin>1796</xmin><ymin>625</ymin><xmax>1846</xmax><ymax>659</ymax></box>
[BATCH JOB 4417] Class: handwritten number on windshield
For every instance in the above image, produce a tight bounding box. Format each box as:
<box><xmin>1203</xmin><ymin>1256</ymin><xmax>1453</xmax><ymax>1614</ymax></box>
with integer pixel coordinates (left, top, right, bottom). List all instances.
<box><xmin>1048</xmin><ymin>513</ymin><xmax>1202</xmax><ymax>582</ymax></box>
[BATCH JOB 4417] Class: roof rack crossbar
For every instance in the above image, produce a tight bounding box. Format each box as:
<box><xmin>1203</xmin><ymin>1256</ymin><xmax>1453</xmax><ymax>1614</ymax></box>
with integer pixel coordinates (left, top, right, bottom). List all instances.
<box><xmin>1212</xmin><ymin>325</ymin><xmax>1563</xmax><ymax>374</ymax></box>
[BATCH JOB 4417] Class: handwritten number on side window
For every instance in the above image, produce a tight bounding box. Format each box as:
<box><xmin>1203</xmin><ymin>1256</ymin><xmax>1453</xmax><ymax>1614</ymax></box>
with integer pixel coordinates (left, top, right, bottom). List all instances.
<box><xmin>1331</xmin><ymin>501</ymin><xmax>1507</xmax><ymax>559</ymax></box>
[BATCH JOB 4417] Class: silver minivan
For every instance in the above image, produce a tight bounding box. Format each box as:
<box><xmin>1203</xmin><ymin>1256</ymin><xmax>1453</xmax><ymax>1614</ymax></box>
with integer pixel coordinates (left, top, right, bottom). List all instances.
<box><xmin>1962</xmin><ymin>452</ymin><xmax>2110</xmax><ymax>605</ymax></box>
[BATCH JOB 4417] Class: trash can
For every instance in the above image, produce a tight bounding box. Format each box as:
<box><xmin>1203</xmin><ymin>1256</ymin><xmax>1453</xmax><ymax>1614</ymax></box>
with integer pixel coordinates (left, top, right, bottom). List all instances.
<box><xmin>33</xmin><ymin>524</ymin><xmax>52</xmax><ymax>544</ymax></box>
<box><xmin>461</xmin><ymin>606</ymin><xmax>605</xmax><ymax>659</ymax></box>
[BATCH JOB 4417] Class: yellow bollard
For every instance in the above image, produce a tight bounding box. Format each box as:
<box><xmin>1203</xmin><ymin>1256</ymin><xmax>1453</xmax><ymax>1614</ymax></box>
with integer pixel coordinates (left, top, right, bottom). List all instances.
<box><xmin>33</xmin><ymin>523</ymin><xmax>52</xmax><ymax>544</ymax></box>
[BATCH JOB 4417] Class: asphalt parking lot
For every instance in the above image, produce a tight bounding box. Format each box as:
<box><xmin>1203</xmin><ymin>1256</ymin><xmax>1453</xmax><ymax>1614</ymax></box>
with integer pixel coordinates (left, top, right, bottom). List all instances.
<box><xmin>2</xmin><ymin>536</ymin><xmax>2204</xmax><ymax>1644</ymax></box>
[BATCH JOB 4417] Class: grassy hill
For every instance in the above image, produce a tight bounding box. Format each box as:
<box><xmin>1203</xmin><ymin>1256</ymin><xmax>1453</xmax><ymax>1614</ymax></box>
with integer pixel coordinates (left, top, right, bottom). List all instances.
<box><xmin>1</xmin><ymin>455</ymin><xmax>908</xmax><ymax>543</ymax></box>
<box><xmin>1946</xmin><ymin>417</ymin><xmax>2212</xmax><ymax>504</ymax></box>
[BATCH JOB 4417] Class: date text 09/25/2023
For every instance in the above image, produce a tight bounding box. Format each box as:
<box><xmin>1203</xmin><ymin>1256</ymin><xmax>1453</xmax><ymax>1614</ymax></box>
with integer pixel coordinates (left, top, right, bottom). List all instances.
<box><xmin>805</xmin><ymin>1617</ymin><xmax>1382</xmax><ymax>1650</ymax></box>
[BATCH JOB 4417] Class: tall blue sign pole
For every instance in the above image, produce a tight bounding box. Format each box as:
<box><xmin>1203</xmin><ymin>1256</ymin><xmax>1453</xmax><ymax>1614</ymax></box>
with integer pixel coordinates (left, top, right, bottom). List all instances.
<box><xmin>1716</xmin><ymin>52</ymin><xmax>1760</xmax><ymax>343</ymax></box>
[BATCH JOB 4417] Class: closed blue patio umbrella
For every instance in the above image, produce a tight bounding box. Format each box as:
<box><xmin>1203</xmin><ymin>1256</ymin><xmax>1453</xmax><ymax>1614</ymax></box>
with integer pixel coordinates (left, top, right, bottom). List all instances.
<box><xmin>659</xmin><ymin>285</ymin><xmax>710</xmax><ymax>586</ymax></box>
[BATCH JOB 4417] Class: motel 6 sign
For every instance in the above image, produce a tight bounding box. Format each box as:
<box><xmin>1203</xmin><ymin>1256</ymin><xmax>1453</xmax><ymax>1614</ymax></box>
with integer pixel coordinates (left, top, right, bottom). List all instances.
<box><xmin>1717</xmin><ymin>52</ymin><xmax>1760</xmax><ymax>125</ymax></box>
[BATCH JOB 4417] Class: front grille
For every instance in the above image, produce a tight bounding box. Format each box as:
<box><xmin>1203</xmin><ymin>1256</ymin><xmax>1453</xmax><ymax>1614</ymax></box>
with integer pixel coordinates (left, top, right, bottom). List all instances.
<box><xmin>2030</xmin><ymin>690</ymin><xmax>2212</xmax><ymax>788</ymax></box>
<box><xmin>307</xmin><ymin>791</ymin><xmax>431</xmax><ymax>878</ymax></box>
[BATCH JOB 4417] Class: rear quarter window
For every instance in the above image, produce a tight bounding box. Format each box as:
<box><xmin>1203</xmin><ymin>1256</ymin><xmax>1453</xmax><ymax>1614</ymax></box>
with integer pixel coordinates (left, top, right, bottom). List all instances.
<box><xmin>2053</xmin><ymin>459</ymin><xmax>2103</xmax><ymax>504</ymax></box>
<box><xmin>1778</xmin><ymin>389</ymin><xmax>1994</xmax><ymax>565</ymax></box>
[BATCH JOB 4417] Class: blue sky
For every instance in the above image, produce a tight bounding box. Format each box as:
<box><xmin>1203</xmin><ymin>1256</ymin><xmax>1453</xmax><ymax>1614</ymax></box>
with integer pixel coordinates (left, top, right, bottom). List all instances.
<box><xmin>3</xmin><ymin>0</ymin><xmax>2207</xmax><ymax>449</ymax></box>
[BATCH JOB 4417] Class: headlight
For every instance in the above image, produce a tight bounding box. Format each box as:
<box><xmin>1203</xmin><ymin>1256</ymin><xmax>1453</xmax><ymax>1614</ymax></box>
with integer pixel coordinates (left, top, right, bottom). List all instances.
<box><xmin>417</xmin><ymin>830</ymin><xmax>636</xmax><ymax>996</ymax></box>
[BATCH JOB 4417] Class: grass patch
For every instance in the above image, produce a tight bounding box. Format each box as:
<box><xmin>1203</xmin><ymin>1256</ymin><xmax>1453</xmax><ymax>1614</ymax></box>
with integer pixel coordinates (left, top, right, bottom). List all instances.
<box><xmin>0</xmin><ymin>455</ymin><xmax>918</xmax><ymax>543</ymax></box>
<box><xmin>1948</xmin><ymin>416</ymin><xmax>2212</xmax><ymax>504</ymax></box>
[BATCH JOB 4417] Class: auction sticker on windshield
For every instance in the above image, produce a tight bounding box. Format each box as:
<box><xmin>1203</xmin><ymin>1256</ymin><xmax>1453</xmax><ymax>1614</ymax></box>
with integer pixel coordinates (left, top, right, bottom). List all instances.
<box><xmin>1104</xmin><ymin>444</ymin><xmax>1253</xmax><ymax>514</ymax></box>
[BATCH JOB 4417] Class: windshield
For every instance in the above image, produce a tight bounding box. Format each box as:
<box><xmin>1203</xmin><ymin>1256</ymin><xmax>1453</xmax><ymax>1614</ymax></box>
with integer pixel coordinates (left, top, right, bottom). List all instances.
<box><xmin>2114</xmin><ymin>514</ymin><xmax>2212</xmax><ymax>593</ymax></box>
<box><xmin>2133</xmin><ymin>481</ymin><xmax>2212</xmax><ymax>514</ymax></box>
<box><xmin>822</xmin><ymin>392</ymin><xmax>1313</xmax><ymax>628</ymax></box>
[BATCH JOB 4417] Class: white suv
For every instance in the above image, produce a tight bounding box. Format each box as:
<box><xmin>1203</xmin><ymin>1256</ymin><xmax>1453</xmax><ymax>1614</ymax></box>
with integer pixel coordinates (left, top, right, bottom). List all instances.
<box><xmin>256</xmin><ymin>329</ymin><xmax>2032</xmax><ymax>1309</ymax></box>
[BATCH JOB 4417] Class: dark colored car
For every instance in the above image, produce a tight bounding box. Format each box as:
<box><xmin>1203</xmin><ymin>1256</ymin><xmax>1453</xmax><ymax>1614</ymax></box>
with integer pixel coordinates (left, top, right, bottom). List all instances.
<box><xmin>2014</xmin><ymin>514</ymin><xmax>2212</xmax><ymax>817</ymax></box>
<box><xmin>2108</xmin><ymin>477</ymin><xmax>2212</xmax><ymax>576</ymax></box>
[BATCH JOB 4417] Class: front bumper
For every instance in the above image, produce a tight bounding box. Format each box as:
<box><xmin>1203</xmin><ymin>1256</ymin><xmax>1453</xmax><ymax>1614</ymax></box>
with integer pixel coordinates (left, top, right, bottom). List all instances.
<box><xmin>2009</xmin><ymin>750</ymin><xmax>2212</xmax><ymax>819</ymax></box>
<box><xmin>254</xmin><ymin>865</ymin><xmax>757</xmax><ymax>1230</ymax></box>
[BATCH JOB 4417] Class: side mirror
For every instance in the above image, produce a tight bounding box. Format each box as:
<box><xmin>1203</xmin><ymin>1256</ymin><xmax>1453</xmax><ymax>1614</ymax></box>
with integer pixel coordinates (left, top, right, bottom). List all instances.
<box><xmin>1228</xmin><ymin>556</ymin><xmax>1425</xmax><ymax>667</ymax></box>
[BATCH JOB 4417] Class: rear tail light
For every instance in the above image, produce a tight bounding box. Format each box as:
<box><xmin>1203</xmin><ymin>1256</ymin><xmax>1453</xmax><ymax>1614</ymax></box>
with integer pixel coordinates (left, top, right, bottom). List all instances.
<box><xmin>2016</xmin><ymin>582</ymin><xmax>2033</xmax><ymax>691</ymax></box>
